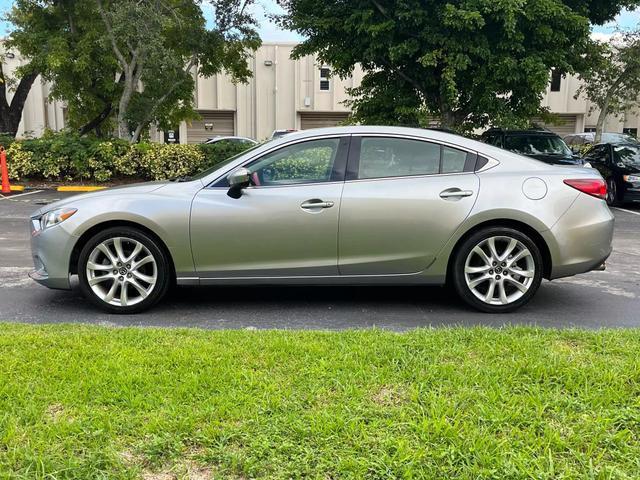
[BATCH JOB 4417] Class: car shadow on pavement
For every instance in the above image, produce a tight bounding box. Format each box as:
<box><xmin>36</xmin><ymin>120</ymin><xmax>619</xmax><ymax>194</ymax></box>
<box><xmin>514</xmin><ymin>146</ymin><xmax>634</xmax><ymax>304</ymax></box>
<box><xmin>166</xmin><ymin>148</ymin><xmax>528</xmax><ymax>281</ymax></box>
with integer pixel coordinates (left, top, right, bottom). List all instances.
<box><xmin>22</xmin><ymin>278</ymin><xmax>633</xmax><ymax>330</ymax></box>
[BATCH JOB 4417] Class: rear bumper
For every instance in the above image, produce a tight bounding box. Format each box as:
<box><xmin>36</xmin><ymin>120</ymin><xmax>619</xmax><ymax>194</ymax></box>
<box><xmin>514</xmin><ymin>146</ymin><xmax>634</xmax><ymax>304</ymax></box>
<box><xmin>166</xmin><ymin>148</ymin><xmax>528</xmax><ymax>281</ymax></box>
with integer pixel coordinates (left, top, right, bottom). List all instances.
<box><xmin>542</xmin><ymin>195</ymin><xmax>614</xmax><ymax>280</ymax></box>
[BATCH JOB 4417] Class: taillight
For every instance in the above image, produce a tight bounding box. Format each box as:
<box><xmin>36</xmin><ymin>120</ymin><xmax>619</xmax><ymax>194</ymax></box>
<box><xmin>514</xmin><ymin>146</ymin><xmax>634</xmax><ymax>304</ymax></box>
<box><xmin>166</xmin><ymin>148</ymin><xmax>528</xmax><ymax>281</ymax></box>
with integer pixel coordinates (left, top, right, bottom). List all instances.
<box><xmin>563</xmin><ymin>179</ymin><xmax>607</xmax><ymax>199</ymax></box>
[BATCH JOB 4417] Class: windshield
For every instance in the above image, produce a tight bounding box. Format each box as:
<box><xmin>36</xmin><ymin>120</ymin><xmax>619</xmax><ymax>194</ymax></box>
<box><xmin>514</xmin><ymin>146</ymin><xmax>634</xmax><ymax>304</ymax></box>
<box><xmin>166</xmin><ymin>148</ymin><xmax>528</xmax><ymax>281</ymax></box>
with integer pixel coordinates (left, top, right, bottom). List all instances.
<box><xmin>613</xmin><ymin>145</ymin><xmax>640</xmax><ymax>168</ymax></box>
<box><xmin>503</xmin><ymin>135</ymin><xmax>573</xmax><ymax>156</ymax></box>
<box><xmin>603</xmin><ymin>133</ymin><xmax>639</xmax><ymax>144</ymax></box>
<box><xmin>189</xmin><ymin>142</ymin><xmax>265</xmax><ymax>181</ymax></box>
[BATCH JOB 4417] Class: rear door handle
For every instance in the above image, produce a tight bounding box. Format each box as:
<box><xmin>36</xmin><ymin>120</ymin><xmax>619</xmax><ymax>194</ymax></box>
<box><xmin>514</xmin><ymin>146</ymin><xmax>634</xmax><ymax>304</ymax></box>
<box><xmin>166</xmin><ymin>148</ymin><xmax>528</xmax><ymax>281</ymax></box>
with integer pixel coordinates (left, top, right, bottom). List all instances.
<box><xmin>301</xmin><ymin>199</ymin><xmax>334</xmax><ymax>209</ymax></box>
<box><xmin>439</xmin><ymin>189</ymin><xmax>474</xmax><ymax>199</ymax></box>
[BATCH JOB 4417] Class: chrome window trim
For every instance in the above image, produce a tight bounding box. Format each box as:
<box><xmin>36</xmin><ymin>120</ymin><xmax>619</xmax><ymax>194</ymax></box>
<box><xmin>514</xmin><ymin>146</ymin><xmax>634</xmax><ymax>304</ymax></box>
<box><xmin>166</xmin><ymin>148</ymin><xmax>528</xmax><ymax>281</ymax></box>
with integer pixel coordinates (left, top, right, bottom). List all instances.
<box><xmin>203</xmin><ymin>131</ymin><xmax>500</xmax><ymax>187</ymax></box>
<box><xmin>344</xmin><ymin>170</ymin><xmax>474</xmax><ymax>184</ymax></box>
<box><xmin>203</xmin><ymin>181</ymin><xmax>346</xmax><ymax>191</ymax></box>
<box><xmin>354</xmin><ymin>132</ymin><xmax>477</xmax><ymax>155</ymax></box>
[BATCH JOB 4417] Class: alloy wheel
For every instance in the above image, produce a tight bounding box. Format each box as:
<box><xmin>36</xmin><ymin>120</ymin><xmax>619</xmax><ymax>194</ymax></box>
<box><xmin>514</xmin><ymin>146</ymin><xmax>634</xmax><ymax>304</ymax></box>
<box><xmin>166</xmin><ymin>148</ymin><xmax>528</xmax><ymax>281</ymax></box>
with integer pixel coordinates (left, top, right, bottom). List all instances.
<box><xmin>463</xmin><ymin>235</ymin><xmax>536</xmax><ymax>306</ymax></box>
<box><xmin>85</xmin><ymin>237</ymin><xmax>158</xmax><ymax>307</ymax></box>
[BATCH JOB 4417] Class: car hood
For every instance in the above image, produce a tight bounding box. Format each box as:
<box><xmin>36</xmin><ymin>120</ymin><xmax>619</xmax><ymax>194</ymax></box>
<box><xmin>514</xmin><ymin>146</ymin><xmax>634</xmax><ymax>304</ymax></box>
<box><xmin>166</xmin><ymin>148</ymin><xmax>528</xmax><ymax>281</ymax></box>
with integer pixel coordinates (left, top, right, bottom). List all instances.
<box><xmin>616</xmin><ymin>163</ymin><xmax>640</xmax><ymax>175</ymax></box>
<box><xmin>30</xmin><ymin>181</ymin><xmax>168</xmax><ymax>217</ymax></box>
<box><xmin>526</xmin><ymin>153</ymin><xmax>583</xmax><ymax>166</ymax></box>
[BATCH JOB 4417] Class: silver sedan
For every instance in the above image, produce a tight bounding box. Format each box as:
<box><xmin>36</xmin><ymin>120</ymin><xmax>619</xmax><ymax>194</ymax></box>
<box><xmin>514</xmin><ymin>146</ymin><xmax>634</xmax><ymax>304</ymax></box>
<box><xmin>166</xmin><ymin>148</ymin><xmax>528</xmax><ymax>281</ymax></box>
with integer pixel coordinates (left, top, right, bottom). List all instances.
<box><xmin>29</xmin><ymin>126</ymin><xmax>614</xmax><ymax>313</ymax></box>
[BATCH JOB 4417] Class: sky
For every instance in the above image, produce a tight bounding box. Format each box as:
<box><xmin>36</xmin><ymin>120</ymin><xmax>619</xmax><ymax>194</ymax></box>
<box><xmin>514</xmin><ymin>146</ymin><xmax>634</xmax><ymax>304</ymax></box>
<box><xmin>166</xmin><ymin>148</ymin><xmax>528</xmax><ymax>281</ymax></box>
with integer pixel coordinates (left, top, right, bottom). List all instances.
<box><xmin>0</xmin><ymin>0</ymin><xmax>637</xmax><ymax>41</ymax></box>
<box><xmin>0</xmin><ymin>0</ymin><xmax>303</xmax><ymax>40</ymax></box>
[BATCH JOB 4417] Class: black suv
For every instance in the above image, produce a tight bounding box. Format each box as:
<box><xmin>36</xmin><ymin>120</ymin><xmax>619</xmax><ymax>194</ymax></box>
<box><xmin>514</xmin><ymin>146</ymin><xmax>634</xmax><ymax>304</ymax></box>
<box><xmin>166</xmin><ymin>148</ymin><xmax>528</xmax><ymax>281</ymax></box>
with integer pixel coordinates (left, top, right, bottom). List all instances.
<box><xmin>481</xmin><ymin>128</ymin><xmax>585</xmax><ymax>166</ymax></box>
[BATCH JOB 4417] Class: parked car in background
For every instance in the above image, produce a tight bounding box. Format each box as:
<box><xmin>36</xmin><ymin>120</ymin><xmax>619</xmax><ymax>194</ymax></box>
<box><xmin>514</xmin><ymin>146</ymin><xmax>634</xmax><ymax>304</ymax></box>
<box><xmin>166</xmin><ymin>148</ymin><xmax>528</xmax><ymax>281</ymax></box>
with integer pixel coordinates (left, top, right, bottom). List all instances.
<box><xmin>29</xmin><ymin>126</ymin><xmax>613</xmax><ymax>315</ymax></box>
<box><xmin>204</xmin><ymin>136</ymin><xmax>258</xmax><ymax>146</ymax></box>
<box><xmin>270</xmin><ymin>129</ymin><xmax>298</xmax><ymax>140</ymax></box>
<box><xmin>564</xmin><ymin>132</ymin><xmax>639</xmax><ymax>149</ymax></box>
<box><xmin>481</xmin><ymin>128</ymin><xmax>586</xmax><ymax>167</ymax></box>
<box><xmin>582</xmin><ymin>141</ymin><xmax>640</xmax><ymax>206</ymax></box>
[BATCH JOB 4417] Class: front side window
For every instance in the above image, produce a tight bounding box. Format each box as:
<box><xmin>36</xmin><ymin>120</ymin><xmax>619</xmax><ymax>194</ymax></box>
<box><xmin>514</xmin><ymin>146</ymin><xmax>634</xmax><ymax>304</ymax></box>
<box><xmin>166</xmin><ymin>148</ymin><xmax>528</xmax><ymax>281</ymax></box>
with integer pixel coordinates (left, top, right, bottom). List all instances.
<box><xmin>248</xmin><ymin>138</ymin><xmax>340</xmax><ymax>186</ymax></box>
<box><xmin>583</xmin><ymin>145</ymin><xmax>608</xmax><ymax>163</ymax></box>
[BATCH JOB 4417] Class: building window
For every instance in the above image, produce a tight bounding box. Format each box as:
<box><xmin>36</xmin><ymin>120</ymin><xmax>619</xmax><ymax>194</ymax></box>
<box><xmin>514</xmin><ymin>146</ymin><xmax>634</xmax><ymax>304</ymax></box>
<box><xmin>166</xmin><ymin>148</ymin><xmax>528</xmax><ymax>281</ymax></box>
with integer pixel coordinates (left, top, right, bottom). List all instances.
<box><xmin>550</xmin><ymin>70</ymin><xmax>562</xmax><ymax>92</ymax></box>
<box><xmin>623</xmin><ymin>128</ymin><xmax>638</xmax><ymax>138</ymax></box>
<box><xmin>584</xmin><ymin>127</ymin><xmax>597</xmax><ymax>133</ymax></box>
<box><xmin>320</xmin><ymin>67</ymin><xmax>331</xmax><ymax>91</ymax></box>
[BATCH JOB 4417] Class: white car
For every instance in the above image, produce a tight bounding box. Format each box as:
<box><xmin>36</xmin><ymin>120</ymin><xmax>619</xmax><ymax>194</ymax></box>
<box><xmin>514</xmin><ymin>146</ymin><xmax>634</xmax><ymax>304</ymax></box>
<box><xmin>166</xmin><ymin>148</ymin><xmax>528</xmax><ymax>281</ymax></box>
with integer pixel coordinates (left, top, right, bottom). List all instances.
<box><xmin>204</xmin><ymin>136</ymin><xmax>257</xmax><ymax>146</ymax></box>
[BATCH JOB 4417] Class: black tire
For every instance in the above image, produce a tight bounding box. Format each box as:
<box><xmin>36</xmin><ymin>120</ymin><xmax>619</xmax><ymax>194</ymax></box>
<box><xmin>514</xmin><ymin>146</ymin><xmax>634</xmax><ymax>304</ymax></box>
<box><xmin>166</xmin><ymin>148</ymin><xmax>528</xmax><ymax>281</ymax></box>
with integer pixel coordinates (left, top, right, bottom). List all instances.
<box><xmin>606</xmin><ymin>177</ymin><xmax>622</xmax><ymax>207</ymax></box>
<box><xmin>77</xmin><ymin>226</ymin><xmax>171</xmax><ymax>314</ymax></box>
<box><xmin>451</xmin><ymin>227</ymin><xmax>544</xmax><ymax>313</ymax></box>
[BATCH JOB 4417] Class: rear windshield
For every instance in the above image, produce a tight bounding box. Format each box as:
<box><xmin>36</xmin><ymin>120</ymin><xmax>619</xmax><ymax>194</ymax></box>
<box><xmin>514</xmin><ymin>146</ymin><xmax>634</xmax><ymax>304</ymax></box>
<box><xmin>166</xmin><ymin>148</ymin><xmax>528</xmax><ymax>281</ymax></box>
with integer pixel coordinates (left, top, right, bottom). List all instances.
<box><xmin>613</xmin><ymin>145</ymin><xmax>640</xmax><ymax>167</ymax></box>
<box><xmin>503</xmin><ymin>135</ymin><xmax>572</xmax><ymax>156</ymax></box>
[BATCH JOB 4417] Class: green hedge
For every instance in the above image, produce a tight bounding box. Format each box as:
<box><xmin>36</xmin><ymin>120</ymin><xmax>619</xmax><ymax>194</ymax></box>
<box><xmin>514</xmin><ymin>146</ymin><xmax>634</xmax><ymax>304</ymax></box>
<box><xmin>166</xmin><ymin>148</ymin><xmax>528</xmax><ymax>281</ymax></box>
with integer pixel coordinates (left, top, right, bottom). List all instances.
<box><xmin>2</xmin><ymin>132</ymin><xmax>252</xmax><ymax>183</ymax></box>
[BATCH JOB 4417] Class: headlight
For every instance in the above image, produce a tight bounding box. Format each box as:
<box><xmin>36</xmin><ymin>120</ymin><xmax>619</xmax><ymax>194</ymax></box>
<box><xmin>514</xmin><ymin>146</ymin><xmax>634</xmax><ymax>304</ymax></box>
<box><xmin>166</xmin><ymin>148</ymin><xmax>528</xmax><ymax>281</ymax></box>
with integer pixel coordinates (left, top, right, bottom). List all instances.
<box><xmin>39</xmin><ymin>208</ymin><xmax>77</xmax><ymax>231</ymax></box>
<box><xmin>623</xmin><ymin>174</ymin><xmax>640</xmax><ymax>183</ymax></box>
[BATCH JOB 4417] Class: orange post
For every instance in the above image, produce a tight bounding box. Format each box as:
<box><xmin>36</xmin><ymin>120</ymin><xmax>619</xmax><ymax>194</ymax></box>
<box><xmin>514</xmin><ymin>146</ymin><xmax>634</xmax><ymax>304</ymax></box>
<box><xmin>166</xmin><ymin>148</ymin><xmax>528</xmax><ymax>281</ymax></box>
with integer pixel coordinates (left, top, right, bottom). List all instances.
<box><xmin>0</xmin><ymin>146</ymin><xmax>10</xmax><ymax>194</ymax></box>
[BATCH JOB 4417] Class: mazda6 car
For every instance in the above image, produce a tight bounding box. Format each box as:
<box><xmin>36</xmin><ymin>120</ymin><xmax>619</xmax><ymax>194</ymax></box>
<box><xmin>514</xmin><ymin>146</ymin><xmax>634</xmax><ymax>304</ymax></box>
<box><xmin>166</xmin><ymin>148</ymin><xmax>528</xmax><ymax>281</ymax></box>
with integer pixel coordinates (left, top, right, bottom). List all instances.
<box><xmin>29</xmin><ymin>126</ymin><xmax>614</xmax><ymax>314</ymax></box>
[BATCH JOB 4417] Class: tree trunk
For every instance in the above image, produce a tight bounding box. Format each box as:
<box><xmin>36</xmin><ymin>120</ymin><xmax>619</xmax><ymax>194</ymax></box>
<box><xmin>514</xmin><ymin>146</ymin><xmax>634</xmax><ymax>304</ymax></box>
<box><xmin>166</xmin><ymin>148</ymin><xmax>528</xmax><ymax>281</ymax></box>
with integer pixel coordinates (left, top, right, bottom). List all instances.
<box><xmin>0</xmin><ymin>65</ymin><xmax>39</xmax><ymax>138</ymax></box>
<box><xmin>594</xmin><ymin>103</ymin><xmax>608</xmax><ymax>144</ymax></box>
<box><xmin>78</xmin><ymin>103</ymin><xmax>113</xmax><ymax>136</ymax></box>
<box><xmin>117</xmin><ymin>73</ymin><xmax>135</xmax><ymax>141</ymax></box>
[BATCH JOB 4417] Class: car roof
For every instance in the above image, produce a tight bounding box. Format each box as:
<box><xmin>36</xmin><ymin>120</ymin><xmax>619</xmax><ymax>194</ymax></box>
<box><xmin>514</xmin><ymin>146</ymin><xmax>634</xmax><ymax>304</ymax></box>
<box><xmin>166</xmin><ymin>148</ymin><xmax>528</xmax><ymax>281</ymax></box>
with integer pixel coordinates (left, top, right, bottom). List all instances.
<box><xmin>207</xmin><ymin>136</ymin><xmax>252</xmax><ymax>140</ymax></box>
<box><xmin>484</xmin><ymin>129</ymin><xmax>557</xmax><ymax>136</ymax></box>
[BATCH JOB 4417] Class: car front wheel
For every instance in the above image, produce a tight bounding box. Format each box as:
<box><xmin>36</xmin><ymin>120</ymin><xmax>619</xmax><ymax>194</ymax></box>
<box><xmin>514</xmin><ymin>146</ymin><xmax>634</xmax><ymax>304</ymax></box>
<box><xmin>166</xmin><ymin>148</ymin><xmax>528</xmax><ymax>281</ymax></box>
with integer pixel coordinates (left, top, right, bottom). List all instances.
<box><xmin>452</xmin><ymin>227</ymin><xmax>543</xmax><ymax>313</ymax></box>
<box><xmin>78</xmin><ymin>227</ymin><xmax>171</xmax><ymax>313</ymax></box>
<box><xmin>606</xmin><ymin>178</ymin><xmax>621</xmax><ymax>206</ymax></box>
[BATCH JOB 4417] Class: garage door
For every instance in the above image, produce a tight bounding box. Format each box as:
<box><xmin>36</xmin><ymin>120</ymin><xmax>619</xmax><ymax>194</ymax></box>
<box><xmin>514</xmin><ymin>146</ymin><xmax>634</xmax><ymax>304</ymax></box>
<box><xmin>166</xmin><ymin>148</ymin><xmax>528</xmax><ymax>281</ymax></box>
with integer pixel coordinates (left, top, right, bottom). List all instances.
<box><xmin>187</xmin><ymin>111</ymin><xmax>235</xmax><ymax>144</ymax></box>
<box><xmin>300</xmin><ymin>112</ymin><xmax>350</xmax><ymax>130</ymax></box>
<box><xmin>532</xmin><ymin>114</ymin><xmax>578</xmax><ymax>136</ymax></box>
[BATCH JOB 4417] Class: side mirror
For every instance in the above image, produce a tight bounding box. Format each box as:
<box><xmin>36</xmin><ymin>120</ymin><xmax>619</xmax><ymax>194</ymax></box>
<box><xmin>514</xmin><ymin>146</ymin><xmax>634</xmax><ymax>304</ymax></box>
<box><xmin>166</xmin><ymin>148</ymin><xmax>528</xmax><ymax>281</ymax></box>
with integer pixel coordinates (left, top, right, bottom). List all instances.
<box><xmin>227</xmin><ymin>167</ymin><xmax>251</xmax><ymax>199</ymax></box>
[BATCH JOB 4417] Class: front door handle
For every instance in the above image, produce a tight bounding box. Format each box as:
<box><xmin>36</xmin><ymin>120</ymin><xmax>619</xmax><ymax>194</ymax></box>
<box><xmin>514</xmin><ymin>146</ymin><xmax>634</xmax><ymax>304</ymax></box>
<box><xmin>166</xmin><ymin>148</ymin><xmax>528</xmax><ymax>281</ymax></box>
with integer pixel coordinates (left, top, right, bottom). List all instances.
<box><xmin>439</xmin><ymin>188</ymin><xmax>474</xmax><ymax>199</ymax></box>
<box><xmin>301</xmin><ymin>199</ymin><xmax>334</xmax><ymax>210</ymax></box>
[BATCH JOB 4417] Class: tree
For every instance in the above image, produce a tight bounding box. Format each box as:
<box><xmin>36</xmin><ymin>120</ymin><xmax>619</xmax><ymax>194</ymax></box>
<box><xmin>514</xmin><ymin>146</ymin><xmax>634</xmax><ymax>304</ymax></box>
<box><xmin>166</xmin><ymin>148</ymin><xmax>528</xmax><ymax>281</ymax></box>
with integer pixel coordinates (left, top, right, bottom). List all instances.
<box><xmin>96</xmin><ymin>0</ymin><xmax>260</xmax><ymax>142</ymax></box>
<box><xmin>7</xmin><ymin>0</ymin><xmax>260</xmax><ymax>141</ymax></box>
<box><xmin>7</xmin><ymin>0</ymin><xmax>121</xmax><ymax>138</ymax></box>
<box><xmin>576</xmin><ymin>28</ymin><xmax>640</xmax><ymax>143</ymax></box>
<box><xmin>0</xmin><ymin>48</ymin><xmax>39</xmax><ymax>138</ymax></box>
<box><xmin>277</xmin><ymin>0</ymin><xmax>639</xmax><ymax>133</ymax></box>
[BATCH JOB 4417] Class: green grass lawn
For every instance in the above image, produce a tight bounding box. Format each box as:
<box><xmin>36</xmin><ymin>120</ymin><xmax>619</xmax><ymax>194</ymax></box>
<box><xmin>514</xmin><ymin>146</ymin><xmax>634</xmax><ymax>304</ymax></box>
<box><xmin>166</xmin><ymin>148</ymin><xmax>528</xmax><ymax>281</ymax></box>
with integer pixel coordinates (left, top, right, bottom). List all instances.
<box><xmin>1</xmin><ymin>324</ymin><xmax>640</xmax><ymax>479</ymax></box>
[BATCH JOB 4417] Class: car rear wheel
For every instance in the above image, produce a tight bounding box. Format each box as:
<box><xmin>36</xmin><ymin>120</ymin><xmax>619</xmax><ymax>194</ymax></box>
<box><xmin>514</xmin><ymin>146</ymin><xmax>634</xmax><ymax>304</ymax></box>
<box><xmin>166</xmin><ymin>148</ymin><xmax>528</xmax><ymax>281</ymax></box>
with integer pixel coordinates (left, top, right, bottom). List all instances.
<box><xmin>78</xmin><ymin>227</ymin><xmax>171</xmax><ymax>313</ymax></box>
<box><xmin>452</xmin><ymin>227</ymin><xmax>543</xmax><ymax>313</ymax></box>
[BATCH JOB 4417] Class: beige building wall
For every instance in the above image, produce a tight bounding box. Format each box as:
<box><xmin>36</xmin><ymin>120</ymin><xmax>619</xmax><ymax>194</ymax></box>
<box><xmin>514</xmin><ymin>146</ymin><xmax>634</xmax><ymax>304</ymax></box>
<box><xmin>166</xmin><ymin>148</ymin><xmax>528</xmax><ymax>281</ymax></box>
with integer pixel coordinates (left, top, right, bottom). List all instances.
<box><xmin>541</xmin><ymin>72</ymin><xmax>640</xmax><ymax>136</ymax></box>
<box><xmin>4</xmin><ymin>40</ymin><xmax>639</xmax><ymax>141</ymax></box>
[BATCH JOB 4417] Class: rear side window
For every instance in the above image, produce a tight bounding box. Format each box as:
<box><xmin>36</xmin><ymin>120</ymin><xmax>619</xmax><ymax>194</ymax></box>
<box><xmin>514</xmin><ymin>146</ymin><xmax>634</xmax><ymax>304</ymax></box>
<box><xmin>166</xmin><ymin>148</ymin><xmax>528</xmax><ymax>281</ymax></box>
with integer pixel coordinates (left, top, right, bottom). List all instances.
<box><xmin>355</xmin><ymin>137</ymin><xmax>474</xmax><ymax>180</ymax></box>
<box><xmin>358</xmin><ymin>137</ymin><xmax>440</xmax><ymax>179</ymax></box>
<box><xmin>442</xmin><ymin>146</ymin><xmax>468</xmax><ymax>173</ymax></box>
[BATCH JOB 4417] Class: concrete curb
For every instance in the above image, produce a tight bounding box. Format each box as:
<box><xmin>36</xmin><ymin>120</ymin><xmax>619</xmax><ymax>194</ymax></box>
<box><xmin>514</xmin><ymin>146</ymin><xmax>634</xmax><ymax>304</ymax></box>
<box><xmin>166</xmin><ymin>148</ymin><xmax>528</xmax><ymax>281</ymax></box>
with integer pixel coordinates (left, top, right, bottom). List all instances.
<box><xmin>57</xmin><ymin>186</ymin><xmax>107</xmax><ymax>192</ymax></box>
<box><xmin>10</xmin><ymin>185</ymin><xmax>25</xmax><ymax>192</ymax></box>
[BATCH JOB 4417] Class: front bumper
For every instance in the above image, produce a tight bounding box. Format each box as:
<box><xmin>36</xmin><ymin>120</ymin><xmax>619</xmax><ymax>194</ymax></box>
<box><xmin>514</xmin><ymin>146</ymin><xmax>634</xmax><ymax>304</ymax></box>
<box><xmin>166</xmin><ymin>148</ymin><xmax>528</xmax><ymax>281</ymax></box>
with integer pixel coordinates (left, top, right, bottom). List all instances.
<box><xmin>624</xmin><ymin>185</ymin><xmax>640</xmax><ymax>202</ymax></box>
<box><xmin>29</xmin><ymin>221</ymin><xmax>76</xmax><ymax>290</ymax></box>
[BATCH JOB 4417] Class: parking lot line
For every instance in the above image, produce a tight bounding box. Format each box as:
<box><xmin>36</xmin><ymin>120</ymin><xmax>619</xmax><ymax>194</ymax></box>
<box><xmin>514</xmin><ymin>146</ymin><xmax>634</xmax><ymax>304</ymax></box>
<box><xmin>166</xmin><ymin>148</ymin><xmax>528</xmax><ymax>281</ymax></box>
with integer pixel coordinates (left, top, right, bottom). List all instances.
<box><xmin>614</xmin><ymin>207</ymin><xmax>640</xmax><ymax>217</ymax></box>
<box><xmin>0</xmin><ymin>190</ymin><xmax>44</xmax><ymax>200</ymax></box>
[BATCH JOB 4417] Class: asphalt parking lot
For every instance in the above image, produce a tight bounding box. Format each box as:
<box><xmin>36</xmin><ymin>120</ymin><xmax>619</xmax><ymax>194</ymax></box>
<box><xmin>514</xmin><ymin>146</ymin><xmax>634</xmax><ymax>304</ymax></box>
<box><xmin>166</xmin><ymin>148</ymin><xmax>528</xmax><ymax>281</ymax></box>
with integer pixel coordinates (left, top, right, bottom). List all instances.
<box><xmin>1</xmin><ymin>189</ymin><xmax>639</xmax><ymax>330</ymax></box>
